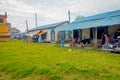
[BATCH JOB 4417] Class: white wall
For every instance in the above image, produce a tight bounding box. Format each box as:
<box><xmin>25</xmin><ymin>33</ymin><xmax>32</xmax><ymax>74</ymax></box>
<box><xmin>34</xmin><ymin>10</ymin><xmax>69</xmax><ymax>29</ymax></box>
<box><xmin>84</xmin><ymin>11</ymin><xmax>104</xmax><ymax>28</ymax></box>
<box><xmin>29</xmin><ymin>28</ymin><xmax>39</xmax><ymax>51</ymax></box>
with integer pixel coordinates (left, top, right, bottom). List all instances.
<box><xmin>46</xmin><ymin>29</ymin><xmax>51</xmax><ymax>42</ymax></box>
<box><xmin>55</xmin><ymin>22</ymin><xmax>68</xmax><ymax>42</ymax></box>
<box><xmin>37</xmin><ymin>22</ymin><xmax>68</xmax><ymax>43</ymax></box>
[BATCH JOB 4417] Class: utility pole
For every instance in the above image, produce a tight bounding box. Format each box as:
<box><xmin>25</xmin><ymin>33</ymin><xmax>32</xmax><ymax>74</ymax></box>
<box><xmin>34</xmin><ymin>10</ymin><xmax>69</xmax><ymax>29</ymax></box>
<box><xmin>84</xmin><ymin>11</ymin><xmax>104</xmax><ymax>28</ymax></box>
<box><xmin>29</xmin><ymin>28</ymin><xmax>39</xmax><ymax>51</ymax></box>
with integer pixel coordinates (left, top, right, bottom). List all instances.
<box><xmin>68</xmin><ymin>11</ymin><xmax>71</xmax><ymax>23</ymax></box>
<box><xmin>26</xmin><ymin>20</ymin><xmax>29</xmax><ymax>33</ymax></box>
<box><xmin>5</xmin><ymin>12</ymin><xmax>8</xmax><ymax>18</ymax></box>
<box><xmin>35</xmin><ymin>13</ymin><xmax>38</xmax><ymax>27</ymax></box>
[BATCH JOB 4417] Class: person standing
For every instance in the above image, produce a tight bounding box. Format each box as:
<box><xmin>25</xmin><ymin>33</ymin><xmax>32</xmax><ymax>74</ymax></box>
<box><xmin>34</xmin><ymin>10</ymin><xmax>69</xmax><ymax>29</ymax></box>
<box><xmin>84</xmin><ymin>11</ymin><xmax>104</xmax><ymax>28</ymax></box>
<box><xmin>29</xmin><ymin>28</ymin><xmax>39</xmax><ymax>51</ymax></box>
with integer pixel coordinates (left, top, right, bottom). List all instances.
<box><xmin>104</xmin><ymin>34</ymin><xmax>109</xmax><ymax>45</ymax></box>
<box><xmin>113</xmin><ymin>29</ymin><xmax>120</xmax><ymax>43</ymax></box>
<box><xmin>61</xmin><ymin>39</ymin><xmax>64</xmax><ymax>47</ymax></box>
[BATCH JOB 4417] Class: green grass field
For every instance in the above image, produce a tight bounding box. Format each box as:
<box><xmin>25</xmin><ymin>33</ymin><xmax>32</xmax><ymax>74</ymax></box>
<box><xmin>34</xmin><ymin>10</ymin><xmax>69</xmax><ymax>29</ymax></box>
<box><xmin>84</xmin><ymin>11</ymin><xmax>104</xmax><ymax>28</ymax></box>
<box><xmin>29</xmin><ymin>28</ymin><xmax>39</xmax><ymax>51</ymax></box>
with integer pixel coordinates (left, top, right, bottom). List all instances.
<box><xmin>0</xmin><ymin>40</ymin><xmax>120</xmax><ymax>80</ymax></box>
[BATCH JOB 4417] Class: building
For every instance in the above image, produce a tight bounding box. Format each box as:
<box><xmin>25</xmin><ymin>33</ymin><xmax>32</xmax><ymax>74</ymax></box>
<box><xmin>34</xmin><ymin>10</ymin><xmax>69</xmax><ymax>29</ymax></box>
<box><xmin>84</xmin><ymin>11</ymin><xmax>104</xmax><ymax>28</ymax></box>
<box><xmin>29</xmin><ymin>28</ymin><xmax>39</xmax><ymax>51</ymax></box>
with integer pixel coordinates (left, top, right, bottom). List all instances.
<box><xmin>29</xmin><ymin>21</ymin><xmax>69</xmax><ymax>43</ymax></box>
<box><xmin>0</xmin><ymin>14</ymin><xmax>11</xmax><ymax>41</ymax></box>
<box><xmin>59</xmin><ymin>10</ymin><xmax>120</xmax><ymax>46</ymax></box>
<box><xmin>11</xmin><ymin>27</ymin><xmax>21</xmax><ymax>38</ymax></box>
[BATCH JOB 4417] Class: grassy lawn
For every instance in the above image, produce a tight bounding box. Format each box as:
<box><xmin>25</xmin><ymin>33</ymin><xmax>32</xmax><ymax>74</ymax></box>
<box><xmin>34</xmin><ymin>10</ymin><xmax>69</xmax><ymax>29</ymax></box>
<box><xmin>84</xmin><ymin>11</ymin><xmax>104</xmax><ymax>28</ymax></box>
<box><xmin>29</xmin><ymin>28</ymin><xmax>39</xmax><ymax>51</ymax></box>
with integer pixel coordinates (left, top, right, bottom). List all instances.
<box><xmin>0</xmin><ymin>40</ymin><xmax>120</xmax><ymax>80</ymax></box>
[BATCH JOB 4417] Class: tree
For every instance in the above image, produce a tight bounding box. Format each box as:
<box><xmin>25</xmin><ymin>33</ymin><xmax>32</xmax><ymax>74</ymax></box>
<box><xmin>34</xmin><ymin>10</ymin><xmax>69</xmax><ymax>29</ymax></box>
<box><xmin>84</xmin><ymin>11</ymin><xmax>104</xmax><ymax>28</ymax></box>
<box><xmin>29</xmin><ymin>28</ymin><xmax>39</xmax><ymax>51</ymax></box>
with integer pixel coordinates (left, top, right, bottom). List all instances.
<box><xmin>75</xmin><ymin>15</ymin><xmax>84</xmax><ymax>21</ymax></box>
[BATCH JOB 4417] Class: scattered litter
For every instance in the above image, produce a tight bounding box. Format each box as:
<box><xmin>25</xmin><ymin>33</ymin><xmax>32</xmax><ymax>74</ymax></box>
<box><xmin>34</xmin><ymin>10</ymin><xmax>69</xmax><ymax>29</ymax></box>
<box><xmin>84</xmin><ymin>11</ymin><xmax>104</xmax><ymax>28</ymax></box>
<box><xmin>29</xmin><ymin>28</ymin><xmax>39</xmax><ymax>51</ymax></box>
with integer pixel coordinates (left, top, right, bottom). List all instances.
<box><xmin>68</xmin><ymin>49</ymin><xmax>72</xmax><ymax>52</ymax></box>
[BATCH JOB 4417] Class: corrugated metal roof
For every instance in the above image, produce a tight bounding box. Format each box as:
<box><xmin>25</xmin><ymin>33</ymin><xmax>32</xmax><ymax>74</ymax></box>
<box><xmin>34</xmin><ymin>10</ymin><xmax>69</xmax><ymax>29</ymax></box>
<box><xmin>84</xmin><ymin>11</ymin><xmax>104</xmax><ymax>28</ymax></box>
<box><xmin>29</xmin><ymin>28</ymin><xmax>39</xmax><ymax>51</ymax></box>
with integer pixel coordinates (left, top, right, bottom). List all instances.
<box><xmin>59</xmin><ymin>10</ymin><xmax>120</xmax><ymax>31</ymax></box>
<box><xmin>93</xmin><ymin>16</ymin><xmax>120</xmax><ymax>27</ymax></box>
<box><xmin>73</xmin><ymin>10</ymin><xmax>120</xmax><ymax>23</ymax></box>
<box><xmin>29</xmin><ymin>21</ymin><xmax>68</xmax><ymax>31</ymax></box>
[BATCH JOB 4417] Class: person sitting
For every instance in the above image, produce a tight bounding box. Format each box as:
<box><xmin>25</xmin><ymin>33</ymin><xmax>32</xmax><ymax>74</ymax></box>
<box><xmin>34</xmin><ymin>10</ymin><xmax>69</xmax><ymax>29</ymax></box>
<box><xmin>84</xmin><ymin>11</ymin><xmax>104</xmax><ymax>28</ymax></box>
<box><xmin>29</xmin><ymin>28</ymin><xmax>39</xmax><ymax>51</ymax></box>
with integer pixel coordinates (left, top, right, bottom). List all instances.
<box><xmin>113</xmin><ymin>36</ymin><xmax>120</xmax><ymax>49</ymax></box>
<box><xmin>77</xmin><ymin>38</ymin><xmax>80</xmax><ymax>45</ymax></box>
<box><xmin>102</xmin><ymin>33</ymin><xmax>111</xmax><ymax>48</ymax></box>
<box><xmin>82</xmin><ymin>36</ymin><xmax>91</xmax><ymax>47</ymax></box>
<box><xmin>113</xmin><ymin>29</ymin><xmax>120</xmax><ymax>44</ymax></box>
<box><xmin>117</xmin><ymin>29</ymin><xmax>120</xmax><ymax>40</ymax></box>
<box><xmin>69</xmin><ymin>37</ymin><xmax>75</xmax><ymax>46</ymax></box>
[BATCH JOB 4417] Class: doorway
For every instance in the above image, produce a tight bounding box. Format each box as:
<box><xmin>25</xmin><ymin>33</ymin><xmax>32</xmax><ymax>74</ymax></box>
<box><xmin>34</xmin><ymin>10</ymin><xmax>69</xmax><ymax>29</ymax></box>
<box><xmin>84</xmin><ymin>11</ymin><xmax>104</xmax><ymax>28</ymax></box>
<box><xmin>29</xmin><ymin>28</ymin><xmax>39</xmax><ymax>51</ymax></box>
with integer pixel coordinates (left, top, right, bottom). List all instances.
<box><xmin>73</xmin><ymin>29</ymin><xmax>82</xmax><ymax>39</ymax></box>
<box><xmin>51</xmin><ymin>31</ymin><xmax>55</xmax><ymax>42</ymax></box>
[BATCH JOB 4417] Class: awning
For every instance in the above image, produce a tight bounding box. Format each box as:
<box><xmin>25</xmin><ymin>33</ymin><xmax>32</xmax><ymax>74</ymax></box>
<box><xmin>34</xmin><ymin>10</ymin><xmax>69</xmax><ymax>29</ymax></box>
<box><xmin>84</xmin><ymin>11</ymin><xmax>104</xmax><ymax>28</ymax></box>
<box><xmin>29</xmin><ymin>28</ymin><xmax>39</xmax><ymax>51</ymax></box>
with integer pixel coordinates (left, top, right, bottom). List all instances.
<box><xmin>28</xmin><ymin>30</ymin><xmax>40</xmax><ymax>37</ymax></box>
<box><xmin>37</xmin><ymin>29</ymin><xmax>48</xmax><ymax>35</ymax></box>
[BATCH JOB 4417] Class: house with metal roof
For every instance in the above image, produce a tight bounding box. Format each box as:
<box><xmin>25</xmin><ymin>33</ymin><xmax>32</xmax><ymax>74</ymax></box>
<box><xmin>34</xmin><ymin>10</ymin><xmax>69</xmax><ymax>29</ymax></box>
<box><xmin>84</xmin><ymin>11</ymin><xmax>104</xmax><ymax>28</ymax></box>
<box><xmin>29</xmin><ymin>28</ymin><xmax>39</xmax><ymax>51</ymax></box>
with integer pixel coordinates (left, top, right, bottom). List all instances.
<box><xmin>29</xmin><ymin>21</ymin><xmax>69</xmax><ymax>43</ymax></box>
<box><xmin>0</xmin><ymin>14</ymin><xmax>11</xmax><ymax>41</ymax></box>
<box><xmin>59</xmin><ymin>10</ymin><xmax>120</xmax><ymax>46</ymax></box>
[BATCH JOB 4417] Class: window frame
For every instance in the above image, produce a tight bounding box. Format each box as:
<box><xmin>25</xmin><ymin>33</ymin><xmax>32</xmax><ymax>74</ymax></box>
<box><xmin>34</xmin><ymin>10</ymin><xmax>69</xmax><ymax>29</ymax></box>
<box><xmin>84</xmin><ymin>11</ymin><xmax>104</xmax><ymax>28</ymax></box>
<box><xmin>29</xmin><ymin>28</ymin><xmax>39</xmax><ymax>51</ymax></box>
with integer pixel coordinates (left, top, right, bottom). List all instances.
<box><xmin>0</xmin><ymin>18</ymin><xmax>4</xmax><ymax>23</ymax></box>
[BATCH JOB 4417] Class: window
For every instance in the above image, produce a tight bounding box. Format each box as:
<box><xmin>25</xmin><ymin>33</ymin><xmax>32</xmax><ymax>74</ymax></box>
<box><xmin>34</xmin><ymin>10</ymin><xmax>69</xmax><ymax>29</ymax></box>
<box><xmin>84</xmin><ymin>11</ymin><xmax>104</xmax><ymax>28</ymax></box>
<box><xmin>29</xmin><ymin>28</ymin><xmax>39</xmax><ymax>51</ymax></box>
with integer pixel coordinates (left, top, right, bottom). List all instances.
<box><xmin>60</xmin><ymin>31</ymin><xmax>66</xmax><ymax>39</ymax></box>
<box><xmin>0</xmin><ymin>18</ymin><xmax>3</xmax><ymax>23</ymax></box>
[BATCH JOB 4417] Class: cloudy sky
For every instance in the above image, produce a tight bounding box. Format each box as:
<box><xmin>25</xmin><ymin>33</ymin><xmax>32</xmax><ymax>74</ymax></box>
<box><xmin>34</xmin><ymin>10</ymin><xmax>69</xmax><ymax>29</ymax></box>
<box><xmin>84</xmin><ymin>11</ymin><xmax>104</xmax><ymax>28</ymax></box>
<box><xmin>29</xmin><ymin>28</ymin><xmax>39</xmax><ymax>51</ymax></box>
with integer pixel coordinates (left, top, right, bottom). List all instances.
<box><xmin>0</xmin><ymin>0</ymin><xmax>120</xmax><ymax>32</ymax></box>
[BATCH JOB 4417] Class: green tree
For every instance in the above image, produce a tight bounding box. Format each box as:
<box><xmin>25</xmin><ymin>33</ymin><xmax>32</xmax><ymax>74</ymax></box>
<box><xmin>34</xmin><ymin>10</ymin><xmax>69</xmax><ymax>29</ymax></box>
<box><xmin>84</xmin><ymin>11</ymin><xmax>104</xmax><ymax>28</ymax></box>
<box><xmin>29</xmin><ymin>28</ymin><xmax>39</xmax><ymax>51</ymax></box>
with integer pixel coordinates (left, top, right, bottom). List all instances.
<box><xmin>75</xmin><ymin>15</ymin><xmax>84</xmax><ymax>21</ymax></box>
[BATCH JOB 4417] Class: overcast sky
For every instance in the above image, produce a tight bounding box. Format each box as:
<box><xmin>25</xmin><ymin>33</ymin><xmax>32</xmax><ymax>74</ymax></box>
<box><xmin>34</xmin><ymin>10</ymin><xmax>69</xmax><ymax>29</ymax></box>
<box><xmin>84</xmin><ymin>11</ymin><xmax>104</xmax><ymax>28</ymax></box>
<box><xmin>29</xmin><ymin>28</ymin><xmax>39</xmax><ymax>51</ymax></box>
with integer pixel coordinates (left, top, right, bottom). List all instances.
<box><xmin>0</xmin><ymin>0</ymin><xmax>120</xmax><ymax>32</ymax></box>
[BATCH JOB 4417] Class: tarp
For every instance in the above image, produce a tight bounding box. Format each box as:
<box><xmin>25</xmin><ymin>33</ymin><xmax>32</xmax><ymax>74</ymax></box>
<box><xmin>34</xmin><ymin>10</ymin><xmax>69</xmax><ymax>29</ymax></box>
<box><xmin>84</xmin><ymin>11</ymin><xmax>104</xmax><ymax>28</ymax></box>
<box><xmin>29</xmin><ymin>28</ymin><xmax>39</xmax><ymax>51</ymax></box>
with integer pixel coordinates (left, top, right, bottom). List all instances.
<box><xmin>37</xmin><ymin>29</ymin><xmax>48</xmax><ymax>35</ymax></box>
<box><xmin>28</xmin><ymin>30</ymin><xmax>40</xmax><ymax>37</ymax></box>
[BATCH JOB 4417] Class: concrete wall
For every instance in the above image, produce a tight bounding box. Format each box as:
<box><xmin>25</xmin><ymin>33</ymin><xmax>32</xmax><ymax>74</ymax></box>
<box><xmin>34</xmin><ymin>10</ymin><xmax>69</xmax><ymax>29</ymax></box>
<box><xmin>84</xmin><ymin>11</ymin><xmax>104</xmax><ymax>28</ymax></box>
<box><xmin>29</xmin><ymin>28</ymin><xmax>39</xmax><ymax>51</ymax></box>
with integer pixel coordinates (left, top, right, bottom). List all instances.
<box><xmin>29</xmin><ymin>22</ymin><xmax>68</xmax><ymax>43</ymax></box>
<box><xmin>82</xmin><ymin>28</ymin><xmax>90</xmax><ymax>39</ymax></box>
<box><xmin>108</xmin><ymin>25</ymin><xmax>120</xmax><ymax>38</ymax></box>
<box><xmin>43</xmin><ymin>22</ymin><xmax>68</xmax><ymax>43</ymax></box>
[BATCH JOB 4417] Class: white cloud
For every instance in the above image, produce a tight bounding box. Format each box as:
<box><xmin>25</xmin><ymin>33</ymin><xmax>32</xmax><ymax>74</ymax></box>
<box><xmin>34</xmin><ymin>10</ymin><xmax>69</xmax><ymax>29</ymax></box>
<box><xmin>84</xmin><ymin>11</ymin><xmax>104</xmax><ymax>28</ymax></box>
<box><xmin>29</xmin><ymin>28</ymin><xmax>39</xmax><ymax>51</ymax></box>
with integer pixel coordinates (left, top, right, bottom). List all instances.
<box><xmin>0</xmin><ymin>0</ymin><xmax>120</xmax><ymax>32</ymax></box>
